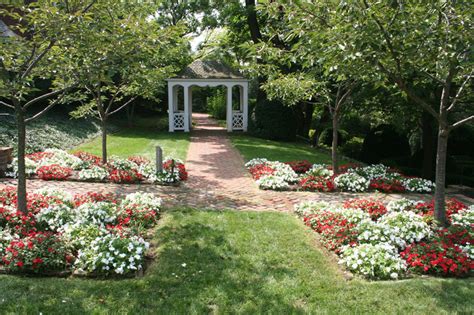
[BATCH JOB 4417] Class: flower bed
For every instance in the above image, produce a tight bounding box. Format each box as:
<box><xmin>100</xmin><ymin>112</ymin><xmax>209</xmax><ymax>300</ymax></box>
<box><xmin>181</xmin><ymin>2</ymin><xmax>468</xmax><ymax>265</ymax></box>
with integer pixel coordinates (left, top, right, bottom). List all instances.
<box><xmin>294</xmin><ymin>197</ymin><xmax>473</xmax><ymax>279</ymax></box>
<box><xmin>0</xmin><ymin>187</ymin><xmax>161</xmax><ymax>276</ymax></box>
<box><xmin>245</xmin><ymin>159</ymin><xmax>435</xmax><ymax>193</ymax></box>
<box><xmin>5</xmin><ymin>149</ymin><xmax>187</xmax><ymax>185</ymax></box>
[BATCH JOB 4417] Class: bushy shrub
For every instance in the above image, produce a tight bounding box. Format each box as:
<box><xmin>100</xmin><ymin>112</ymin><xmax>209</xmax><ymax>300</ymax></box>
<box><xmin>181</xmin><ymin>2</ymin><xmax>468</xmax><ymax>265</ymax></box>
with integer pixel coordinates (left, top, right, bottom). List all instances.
<box><xmin>360</xmin><ymin>125</ymin><xmax>411</xmax><ymax>164</ymax></box>
<box><xmin>249</xmin><ymin>99</ymin><xmax>297</xmax><ymax>141</ymax></box>
<box><xmin>341</xmin><ymin>136</ymin><xmax>364</xmax><ymax>159</ymax></box>
<box><xmin>318</xmin><ymin>128</ymin><xmax>349</xmax><ymax>147</ymax></box>
<box><xmin>207</xmin><ymin>88</ymin><xmax>227</xmax><ymax>120</ymax></box>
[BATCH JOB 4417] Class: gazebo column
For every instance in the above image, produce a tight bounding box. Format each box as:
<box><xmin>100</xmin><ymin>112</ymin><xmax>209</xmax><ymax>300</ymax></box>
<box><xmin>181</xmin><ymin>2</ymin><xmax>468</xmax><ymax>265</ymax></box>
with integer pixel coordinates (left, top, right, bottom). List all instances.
<box><xmin>188</xmin><ymin>86</ymin><xmax>193</xmax><ymax>130</ymax></box>
<box><xmin>243</xmin><ymin>82</ymin><xmax>248</xmax><ymax>132</ymax></box>
<box><xmin>226</xmin><ymin>84</ymin><xmax>233</xmax><ymax>132</ymax></box>
<box><xmin>183</xmin><ymin>84</ymin><xmax>190</xmax><ymax>132</ymax></box>
<box><xmin>168</xmin><ymin>83</ymin><xmax>174</xmax><ymax>132</ymax></box>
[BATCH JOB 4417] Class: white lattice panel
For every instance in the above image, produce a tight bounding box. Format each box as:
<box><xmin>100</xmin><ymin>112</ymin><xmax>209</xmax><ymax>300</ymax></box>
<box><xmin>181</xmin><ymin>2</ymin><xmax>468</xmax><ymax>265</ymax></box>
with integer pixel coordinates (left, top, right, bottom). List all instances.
<box><xmin>232</xmin><ymin>112</ymin><xmax>244</xmax><ymax>130</ymax></box>
<box><xmin>173</xmin><ymin>113</ymin><xmax>185</xmax><ymax>130</ymax></box>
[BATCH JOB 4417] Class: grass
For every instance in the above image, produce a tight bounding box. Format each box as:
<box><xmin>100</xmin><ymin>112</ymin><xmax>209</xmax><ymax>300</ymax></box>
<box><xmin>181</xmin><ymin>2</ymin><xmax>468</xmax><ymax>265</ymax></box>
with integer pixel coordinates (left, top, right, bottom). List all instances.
<box><xmin>230</xmin><ymin>134</ymin><xmax>351</xmax><ymax>164</ymax></box>
<box><xmin>73</xmin><ymin>116</ymin><xmax>190</xmax><ymax>161</ymax></box>
<box><xmin>0</xmin><ymin>209</ymin><xmax>472</xmax><ymax>314</ymax></box>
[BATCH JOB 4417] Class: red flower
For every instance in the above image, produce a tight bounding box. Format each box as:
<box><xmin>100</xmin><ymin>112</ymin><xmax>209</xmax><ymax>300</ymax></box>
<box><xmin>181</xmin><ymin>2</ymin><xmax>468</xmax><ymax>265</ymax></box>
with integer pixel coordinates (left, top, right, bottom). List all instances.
<box><xmin>248</xmin><ymin>164</ymin><xmax>275</xmax><ymax>180</ymax></box>
<box><xmin>299</xmin><ymin>176</ymin><xmax>335</xmax><ymax>192</ymax></box>
<box><xmin>369</xmin><ymin>177</ymin><xmax>405</xmax><ymax>193</ymax></box>
<box><xmin>128</xmin><ymin>156</ymin><xmax>150</xmax><ymax>166</ymax></box>
<box><xmin>343</xmin><ymin>198</ymin><xmax>387</xmax><ymax>220</ymax></box>
<box><xmin>285</xmin><ymin>160</ymin><xmax>312</xmax><ymax>174</ymax></box>
<box><xmin>36</xmin><ymin>164</ymin><xmax>72</xmax><ymax>181</ymax></box>
<box><xmin>73</xmin><ymin>151</ymin><xmax>102</xmax><ymax>166</ymax></box>
<box><xmin>108</xmin><ymin>169</ymin><xmax>143</xmax><ymax>184</ymax></box>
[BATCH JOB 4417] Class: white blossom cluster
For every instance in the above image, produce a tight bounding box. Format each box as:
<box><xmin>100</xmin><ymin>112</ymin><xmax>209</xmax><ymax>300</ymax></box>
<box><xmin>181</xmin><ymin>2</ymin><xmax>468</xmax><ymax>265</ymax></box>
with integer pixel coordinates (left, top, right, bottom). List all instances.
<box><xmin>256</xmin><ymin>175</ymin><xmax>289</xmax><ymax>190</ymax></box>
<box><xmin>307</xmin><ymin>164</ymin><xmax>333</xmax><ymax>178</ymax></box>
<box><xmin>293</xmin><ymin>201</ymin><xmax>331</xmax><ymax>217</ymax></box>
<box><xmin>245</xmin><ymin>158</ymin><xmax>269</xmax><ymax>168</ymax></box>
<box><xmin>450</xmin><ymin>205</ymin><xmax>474</xmax><ymax>228</ymax></box>
<box><xmin>339</xmin><ymin>243</ymin><xmax>407</xmax><ymax>280</ymax></box>
<box><xmin>78</xmin><ymin>166</ymin><xmax>109</xmax><ymax>181</ymax></box>
<box><xmin>334</xmin><ymin>173</ymin><xmax>370</xmax><ymax>192</ymax></box>
<box><xmin>268</xmin><ymin>161</ymin><xmax>299</xmax><ymax>183</ymax></box>
<box><xmin>121</xmin><ymin>192</ymin><xmax>162</xmax><ymax>211</ymax></box>
<box><xmin>402</xmin><ymin>178</ymin><xmax>435</xmax><ymax>193</ymax></box>
<box><xmin>34</xmin><ymin>187</ymin><xmax>73</xmax><ymax>205</ymax></box>
<box><xmin>39</xmin><ymin>149</ymin><xmax>86</xmax><ymax>170</ymax></box>
<box><xmin>35</xmin><ymin>204</ymin><xmax>76</xmax><ymax>232</ymax></box>
<box><xmin>386</xmin><ymin>198</ymin><xmax>423</xmax><ymax>212</ymax></box>
<box><xmin>107</xmin><ymin>157</ymin><xmax>139</xmax><ymax>171</ymax></box>
<box><xmin>75</xmin><ymin>202</ymin><xmax>118</xmax><ymax>227</ymax></box>
<box><xmin>352</xmin><ymin>164</ymin><xmax>393</xmax><ymax>180</ymax></box>
<box><xmin>75</xmin><ymin>234</ymin><xmax>149</xmax><ymax>275</ymax></box>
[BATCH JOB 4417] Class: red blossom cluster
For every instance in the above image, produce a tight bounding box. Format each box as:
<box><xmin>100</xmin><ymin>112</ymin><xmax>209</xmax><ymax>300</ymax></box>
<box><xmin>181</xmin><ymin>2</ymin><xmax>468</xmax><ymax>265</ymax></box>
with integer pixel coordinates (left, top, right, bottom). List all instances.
<box><xmin>128</xmin><ymin>156</ymin><xmax>150</xmax><ymax>166</ymax></box>
<box><xmin>118</xmin><ymin>206</ymin><xmax>159</xmax><ymax>230</ymax></box>
<box><xmin>343</xmin><ymin>198</ymin><xmax>387</xmax><ymax>220</ymax></box>
<box><xmin>327</xmin><ymin>163</ymin><xmax>362</xmax><ymax>172</ymax></box>
<box><xmin>401</xmin><ymin>226</ymin><xmax>473</xmax><ymax>277</ymax></box>
<box><xmin>299</xmin><ymin>176</ymin><xmax>335</xmax><ymax>192</ymax></box>
<box><xmin>73</xmin><ymin>151</ymin><xmax>102</xmax><ymax>166</ymax></box>
<box><xmin>285</xmin><ymin>160</ymin><xmax>312</xmax><ymax>173</ymax></box>
<box><xmin>108</xmin><ymin>169</ymin><xmax>143</xmax><ymax>183</ymax></box>
<box><xmin>248</xmin><ymin>164</ymin><xmax>275</xmax><ymax>180</ymax></box>
<box><xmin>414</xmin><ymin>198</ymin><xmax>467</xmax><ymax>221</ymax></box>
<box><xmin>73</xmin><ymin>192</ymin><xmax>118</xmax><ymax>207</ymax></box>
<box><xmin>369</xmin><ymin>177</ymin><xmax>405</xmax><ymax>193</ymax></box>
<box><xmin>26</xmin><ymin>152</ymin><xmax>54</xmax><ymax>162</ymax></box>
<box><xmin>36</xmin><ymin>164</ymin><xmax>72</xmax><ymax>181</ymax></box>
<box><xmin>163</xmin><ymin>160</ymin><xmax>188</xmax><ymax>181</ymax></box>
<box><xmin>1</xmin><ymin>231</ymin><xmax>72</xmax><ymax>272</ymax></box>
<box><xmin>304</xmin><ymin>211</ymin><xmax>358</xmax><ymax>252</ymax></box>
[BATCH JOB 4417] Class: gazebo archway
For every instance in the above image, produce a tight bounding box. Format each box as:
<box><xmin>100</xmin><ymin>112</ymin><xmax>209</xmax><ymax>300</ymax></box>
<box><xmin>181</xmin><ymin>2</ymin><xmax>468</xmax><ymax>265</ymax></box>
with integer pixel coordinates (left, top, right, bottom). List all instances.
<box><xmin>166</xmin><ymin>60</ymin><xmax>249</xmax><ymax>132</ymax></box>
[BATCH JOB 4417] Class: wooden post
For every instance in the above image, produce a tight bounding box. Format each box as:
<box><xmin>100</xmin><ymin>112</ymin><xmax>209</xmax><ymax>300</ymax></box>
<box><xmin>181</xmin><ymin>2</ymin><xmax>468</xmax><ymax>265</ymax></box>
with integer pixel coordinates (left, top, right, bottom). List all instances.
<box><xmin>156</xmin><ymin>146</ymin><xmax>163</xmax><ymax>173</ymax></box>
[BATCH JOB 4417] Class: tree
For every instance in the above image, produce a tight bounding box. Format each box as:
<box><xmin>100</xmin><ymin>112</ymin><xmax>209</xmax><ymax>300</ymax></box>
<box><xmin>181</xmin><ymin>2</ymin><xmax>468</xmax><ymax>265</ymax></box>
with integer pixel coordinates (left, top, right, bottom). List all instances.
<box><xmin>340</xmin><ymin>0</ymin><xmax>473</xmax><ymax>226</ymax></box>
<box><xmin>69</xmin><ymin>1</ymin><xmax>188</xmax><ymax>164</ymax></box>
<box><xmin>0</xmin><ymin>1</ymin><xmax>96</xmax><ymax>213</ymax></box>
<box><xmin>248</xmin><ymin>1</ymin><xmax>366</xmax><ymax>174</ymax></box>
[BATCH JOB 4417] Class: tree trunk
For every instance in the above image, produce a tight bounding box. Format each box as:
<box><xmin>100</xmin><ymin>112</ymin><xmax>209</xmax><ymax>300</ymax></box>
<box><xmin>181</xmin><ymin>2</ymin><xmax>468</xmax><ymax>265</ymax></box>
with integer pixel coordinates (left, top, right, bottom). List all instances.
<box><xmin>15</xmin><ymin>105</ymin><xmax>27</xmax><ymax>213</ymax></box>
<box><xmin>434</xmin><ymin>126</ymin><xmax>449</xmax><ymax>226</ymax></box>
<box><xmin>331</xmin><ymin>112</ymin><xmax>339</xmax><ymax>175</ymax></box>
<box><xmin>127</xmin><ymin>103</ymin><xmax>135</xmax><ymax>128</ymax></box>
<box><xmin>101</xmin><ymin>118</ymin><xmax>108</xmax><ymax>164</ymax></box>
<box><xmin>421</xmin><ymin>112</ymin><xmax>435</xmax><ymax>180</ymax></box>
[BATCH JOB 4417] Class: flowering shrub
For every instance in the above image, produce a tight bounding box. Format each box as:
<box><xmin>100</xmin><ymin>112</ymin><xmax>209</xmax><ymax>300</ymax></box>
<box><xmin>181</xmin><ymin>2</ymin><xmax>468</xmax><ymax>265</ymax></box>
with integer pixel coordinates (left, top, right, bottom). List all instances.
<box><xmin>343</xmin><ymin>198</ymin><xmax>387</xmax><ymax>220</ymax></box>
<box><xmin>75</xmin><ymin>202</ymin><xmax>118</xmax><ymax>227</ymax></box>
<box><xmin>78</xmin><ymin>166</ymin><xmax>109</xmax><ymax>181</ymax></box>
<box><xmin>414</xmin><ymin>198</ymin><xmax>467</xmax><ymax>222</ymax></box>
<box><xmin>75</xmin><ymin>234</ymin><xmax>149</xmax><ymax>275</ymax></box>
<box><xmin>386</xmin><ymin>198</ymin><xmax>422</xmax><ymax>212</ymax></box>
<box><xmin>451</xmin><ymin>205</ymin><xmax>474</xmax><ymax>227</ymax></box>
<box><xmin>35</xmin><ymin>204</ymin><xmax>75</xmax><ymax>232</ymax></box>
<box><xmin>339</xmin><ymin>243</ymin><xmax>407</xmax><ymax>280</ymax></box>
<box><xmin>369</xmin><ymin>177</ymin><xmax>405</xmax><ymax>193</ymax></box>
<box><xmin>128</xmin><ymin>156</ymin><xmax>150</xmax><ymax>166</ymax></box>
<box><xmin>402</xmin><ymin>178</ymin><xmax>435</xmax><ymax>193</ymax></box>
<box><xmin>108</xmin><ymin>169</ymin><xmax>143</xmax><ymax>183</ymax></box>
<box><xmin>73</xmin><ymin>192</ymin><xmax>118</xmax><ymax>207</ymax></box>
<box><xmin>294</xmin><ymin>201</ymin><xmax>331</xmax><ymax>217</ymax></box>
<box><xmin>0</xmin><ymin>187</ymin><xmax>17</xmax><ymax>207</ymax></box>
<box><xmin>334</xmin><ymin>173</ymin><xmax>370</xmax><ymax>192</ymax></box>
<box><xmin>119</xmin><ymin>192</ymin><xmax>162</xmax><ymax>229</ymax></box>
<box><xmin>163</xmin><ymin>158</ymin><xmax>188</xmax><ymax>181</ymax></box>
<box><xmin>306</xmin><ymin>164</ymin><xmax>333</xmax><ymax>178</ymax></box>
<box><xmin>285</xmin><ymin>160</ymin><xmax>312</xmax><ymax>173</ymax></box>
<box><xmin>401</xmin><ymin>226</ymin><xmax>473</xmax><ymax>277</ymax></box>
<box><xmin>299</xmin><ymin>175</ymin><xmax>335</xmax><ymax>192</ymax></box>
<box><xmin>36</xmin><ymin>164</ymin><xmax>72</xmax><ymax>181</ymax></box>
<box><xmin>379</xmin><ymin>212</ymin><xmax>432</xmax><ymax>249</ymax></box>
<box><xmin>304</xmin><ymin>211</ymin><xmax>358</xmax><ymax>252</ymax></box>
<box><xmin>1</xmin><ymin>232</ymin><xmax>72</xmax><ymax>273</ymax></box>
<box><xmin>248</xmin><ymin>164</ymin><xmax>275</xmax><ymax>180</ymax></box>
<box><xmin>73</xmin><ymin>151</ymin><xmax>102</xmax><ymax>166</ymax></box>
<box><xmin>256</xmin><ymin>175</ymin><xmax>289</xmax><ymax>190</ymax></box>
<box><xmin>245</xmin><ymin>158</ymin><xmax>268</xmax><ymax>168</ymax></box>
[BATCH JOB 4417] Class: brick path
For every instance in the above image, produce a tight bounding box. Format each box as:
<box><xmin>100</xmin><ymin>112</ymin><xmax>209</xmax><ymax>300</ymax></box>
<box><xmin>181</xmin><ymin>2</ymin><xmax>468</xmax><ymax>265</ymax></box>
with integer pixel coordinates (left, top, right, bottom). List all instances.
<box><xmin>0</xmin><ymin>113</ymin><xmax>472</xmax><ymax>211</ymax></box>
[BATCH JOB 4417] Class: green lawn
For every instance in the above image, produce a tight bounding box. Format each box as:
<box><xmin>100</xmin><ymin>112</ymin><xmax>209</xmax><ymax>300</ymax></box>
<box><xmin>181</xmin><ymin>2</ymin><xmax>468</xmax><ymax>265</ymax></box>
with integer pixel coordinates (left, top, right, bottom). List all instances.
<box><xmin>1</xmin><ymin>209</ymin><xmax>472</xmax><ymax>314</ymax></box>
<box><xmin>73</xmin><ymin>116</ymin><xmax>190</xmax><ymax>161</ymax></box>
<box><xmin>230</xmin><ymin>134</ymin><xmax>350</xmax><ymax>164</ymax></box>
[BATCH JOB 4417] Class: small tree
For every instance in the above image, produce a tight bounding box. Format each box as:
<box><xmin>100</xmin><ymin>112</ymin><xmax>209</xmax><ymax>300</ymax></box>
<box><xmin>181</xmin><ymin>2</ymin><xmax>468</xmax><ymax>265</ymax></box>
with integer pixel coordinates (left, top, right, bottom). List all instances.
<box><xmin>0</xmin><ymin>1</ymin><xmax>95</xmax><ymax>213</ymax></box>
<box><xmin>341</xmin><ymin>0</ymin><xmax>473</xmax><ymax>226</ymax></box>
<box><xmin>69</xmin><ymin>1</ymin><xmax>188</xmax><ymax>164</ymax></box>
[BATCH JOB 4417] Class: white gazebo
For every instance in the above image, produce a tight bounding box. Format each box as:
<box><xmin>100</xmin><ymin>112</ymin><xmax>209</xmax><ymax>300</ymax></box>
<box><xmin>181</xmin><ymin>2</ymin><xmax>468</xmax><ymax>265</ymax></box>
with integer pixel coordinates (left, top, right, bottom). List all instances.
<box><xmin>166</xmin><ymin>60</ymin><xmax>249</xmax><ymax>132</ymax></box>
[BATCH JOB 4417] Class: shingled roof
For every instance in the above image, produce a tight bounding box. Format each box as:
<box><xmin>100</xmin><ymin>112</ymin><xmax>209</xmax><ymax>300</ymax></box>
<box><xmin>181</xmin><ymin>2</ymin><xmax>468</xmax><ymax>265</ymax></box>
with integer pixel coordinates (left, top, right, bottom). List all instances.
<box><xmin>174</xmin><ymin>60</ymin><xmax>244</xmax><ymax>79</ymax></box>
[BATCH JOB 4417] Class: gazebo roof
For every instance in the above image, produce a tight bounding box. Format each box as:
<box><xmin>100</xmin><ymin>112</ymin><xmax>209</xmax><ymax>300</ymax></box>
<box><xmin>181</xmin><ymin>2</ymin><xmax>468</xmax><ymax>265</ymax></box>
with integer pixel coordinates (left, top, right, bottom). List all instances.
<box><xmin>174</xmin><ymin>60</ymin><xmax>245</xmax><ymax>80</ymax></box>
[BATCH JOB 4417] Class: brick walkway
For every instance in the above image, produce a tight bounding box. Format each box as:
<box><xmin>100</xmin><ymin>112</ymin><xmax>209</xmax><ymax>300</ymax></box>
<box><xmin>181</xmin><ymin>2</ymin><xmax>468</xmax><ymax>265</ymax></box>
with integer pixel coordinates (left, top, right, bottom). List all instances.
<box><xmin>0</xmin><ymin>113</ymin><xmax>472</xmax><ymax>211</ymax></box>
